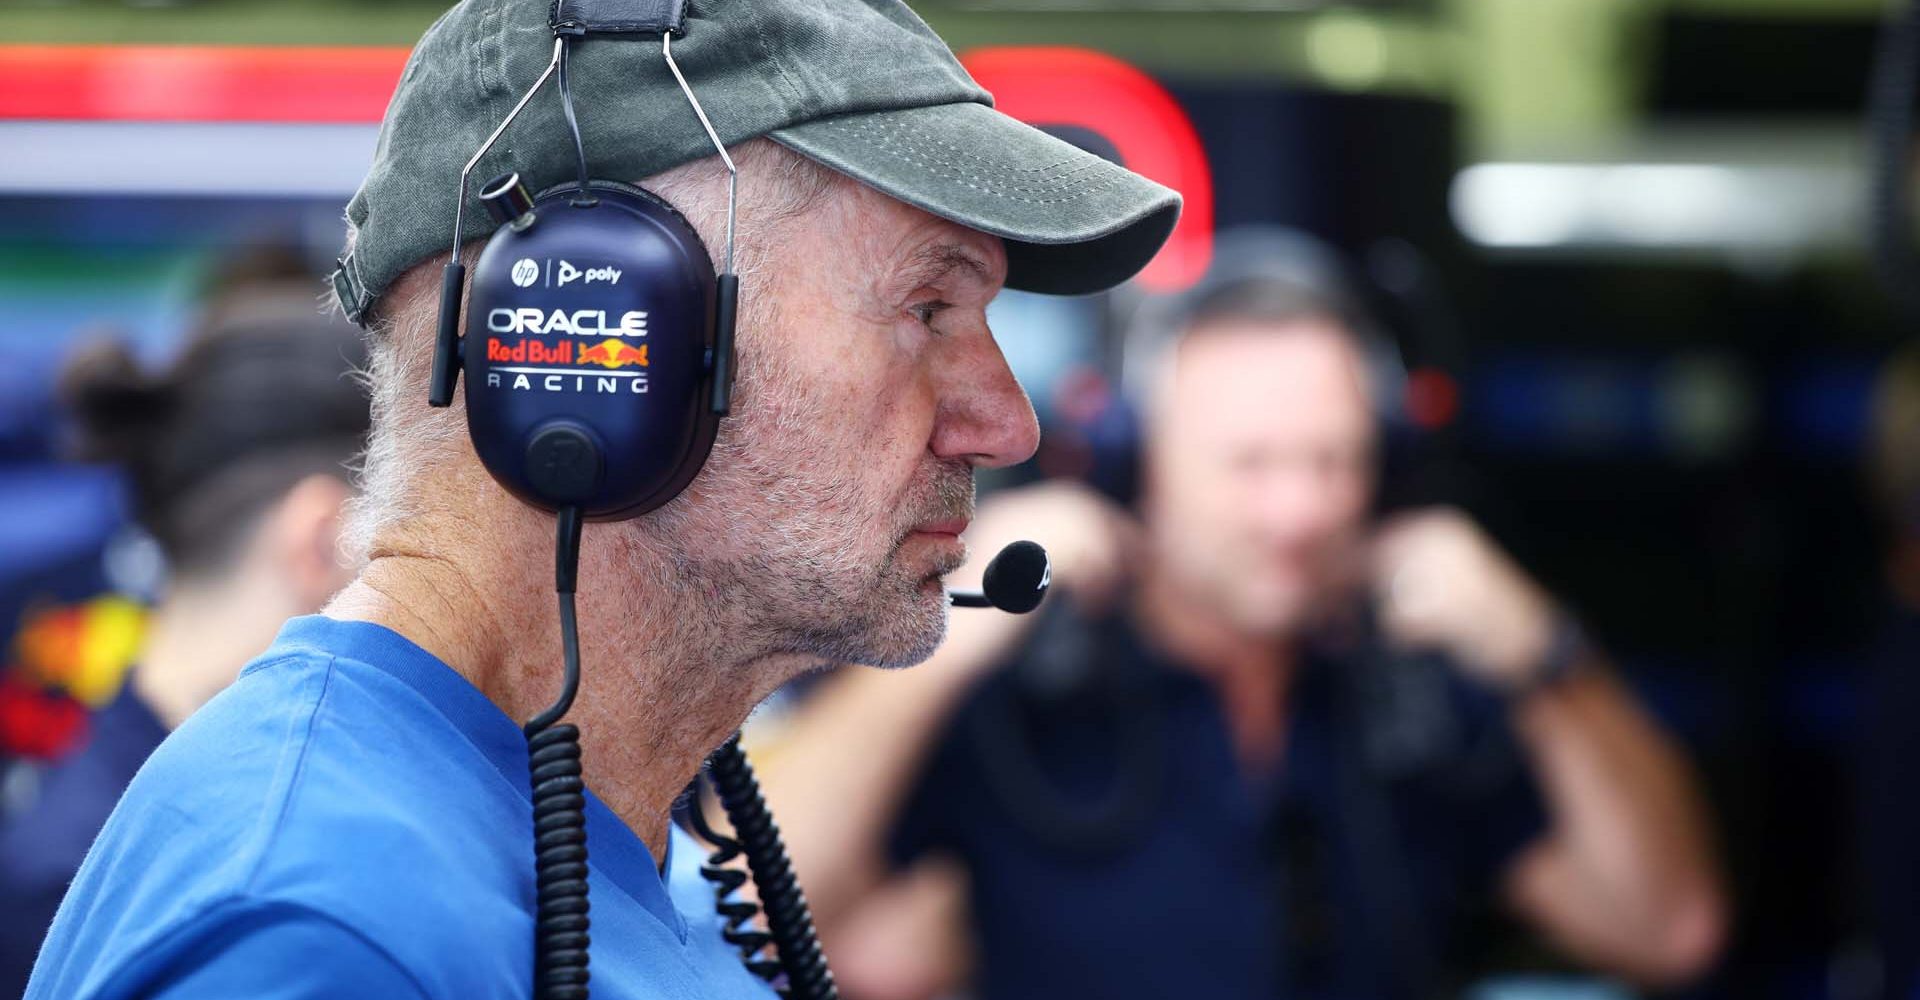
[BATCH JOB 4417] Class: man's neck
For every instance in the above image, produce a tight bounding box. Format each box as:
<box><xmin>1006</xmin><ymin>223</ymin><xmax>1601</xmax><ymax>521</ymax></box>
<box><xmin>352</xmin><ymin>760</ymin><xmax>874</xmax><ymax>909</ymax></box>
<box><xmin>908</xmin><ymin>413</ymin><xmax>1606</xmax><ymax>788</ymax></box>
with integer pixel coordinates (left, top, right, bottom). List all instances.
<box><xmin>328</xmin><ymin>533</ymin><xmax>793</xmax><ymax>862</ymax></box>
<box><xmin>1133</xmin><ymin>567</ymin><xmax>1295</xmax><ymax>773</ymax></box>
<box><xmin>136</xmin><ymin>577</ymin><xmax>290</xmax><ymax>730</ymax></box>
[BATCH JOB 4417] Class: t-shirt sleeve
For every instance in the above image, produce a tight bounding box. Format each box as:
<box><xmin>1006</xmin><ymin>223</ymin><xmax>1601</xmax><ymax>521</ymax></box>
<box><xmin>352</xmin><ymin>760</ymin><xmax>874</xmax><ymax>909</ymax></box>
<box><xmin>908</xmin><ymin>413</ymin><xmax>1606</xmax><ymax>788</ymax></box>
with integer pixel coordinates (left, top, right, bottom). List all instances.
<box><xmin>139</xmin><ymin>901</ymin><xmax>430</xmax><ymax>1000</ymax></box>
<box><xmin>1444</xmin><ymin>671</ymin><xmax>1550</xmax><ymax>887</ymax></box>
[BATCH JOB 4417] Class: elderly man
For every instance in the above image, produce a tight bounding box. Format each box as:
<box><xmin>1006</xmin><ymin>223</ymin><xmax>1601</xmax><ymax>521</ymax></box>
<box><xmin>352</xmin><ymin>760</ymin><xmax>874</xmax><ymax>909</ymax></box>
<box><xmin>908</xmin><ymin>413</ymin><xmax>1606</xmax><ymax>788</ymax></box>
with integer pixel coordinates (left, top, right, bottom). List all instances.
<box><xmin>24</xmin><ymin>1</ymin><xmax>1177</xmax><ymax>997</ymax></box>
<box><xmin>765</xmin><ymin>232</ymin><xmax>1726</xmax><ymax>1000</ymax></box>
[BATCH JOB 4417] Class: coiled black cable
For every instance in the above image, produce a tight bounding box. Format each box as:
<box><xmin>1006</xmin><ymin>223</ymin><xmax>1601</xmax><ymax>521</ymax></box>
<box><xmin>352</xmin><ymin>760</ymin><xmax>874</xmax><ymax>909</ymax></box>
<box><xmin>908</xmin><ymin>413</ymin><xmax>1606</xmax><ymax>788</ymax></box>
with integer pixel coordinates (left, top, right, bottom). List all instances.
<box><xmin>526</xmin><ymin>506</ymin><xmax>590</xmax><ymax>1000</ymax></box>
<box><xmin>697</xmin><ymin>736</ymin><xmax>839</xmax><ymax>1000</ymax></box>
<box><xmin>684</xmin><ymin>781</ymin><xmax>784</xmax><ymax>984</ymax></box>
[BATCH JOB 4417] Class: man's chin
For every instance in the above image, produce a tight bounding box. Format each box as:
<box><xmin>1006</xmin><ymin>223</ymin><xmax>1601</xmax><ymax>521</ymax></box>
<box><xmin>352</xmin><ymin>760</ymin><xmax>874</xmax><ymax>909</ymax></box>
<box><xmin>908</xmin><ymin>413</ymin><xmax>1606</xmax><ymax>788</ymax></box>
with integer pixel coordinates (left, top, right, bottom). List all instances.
<box><xmin>858</xmin><ymin>575</ymin><xmax>953</xmax><ymax>669</ymax></box>
<box><xmin>800</xmin><ymin>573</ymin><xmax>950</xmax><ymax>671</ymax></box>
<box><xmin>1222</xmin><ymin>585</ymin><xmax>1312</xmax><ymax>639</ymax></box>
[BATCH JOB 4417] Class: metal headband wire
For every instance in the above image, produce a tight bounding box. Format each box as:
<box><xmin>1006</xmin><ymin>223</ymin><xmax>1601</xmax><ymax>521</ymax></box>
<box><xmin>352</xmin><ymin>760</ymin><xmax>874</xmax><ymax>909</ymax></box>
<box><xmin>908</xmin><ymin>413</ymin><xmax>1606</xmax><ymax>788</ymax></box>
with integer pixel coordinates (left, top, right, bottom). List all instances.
<box><xmin>662</xmin><ymin>32</ymin><xmax>737</xmax><ymax>278</ymax></box>
<box><xmin>449</xmin><ymin>37</ymin><xmax>565</xmax><ymax>263</ymax></box>
<box><xmin>449</xmin><ymin>34</ymin><xmax>736</xmax><ymax>279</ymax></box>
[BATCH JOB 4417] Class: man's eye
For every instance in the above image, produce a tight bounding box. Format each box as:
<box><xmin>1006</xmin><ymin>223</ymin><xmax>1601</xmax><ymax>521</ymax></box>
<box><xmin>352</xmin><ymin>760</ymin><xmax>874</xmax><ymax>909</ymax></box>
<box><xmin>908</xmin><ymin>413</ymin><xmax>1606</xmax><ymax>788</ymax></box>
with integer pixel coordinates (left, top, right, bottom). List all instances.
<box><xmin>909</xmin><ymin>300</ymin><xmax>952</xmax><ymax>328</ymax></box>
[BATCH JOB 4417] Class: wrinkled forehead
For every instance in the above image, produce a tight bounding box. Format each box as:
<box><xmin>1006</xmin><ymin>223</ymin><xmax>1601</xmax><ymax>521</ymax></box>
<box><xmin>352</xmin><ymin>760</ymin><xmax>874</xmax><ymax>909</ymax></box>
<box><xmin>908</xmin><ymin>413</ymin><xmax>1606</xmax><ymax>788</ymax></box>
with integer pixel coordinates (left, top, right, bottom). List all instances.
<box><xmin>811</xmin><ymin>178</ymin><xmax>1009</xmax><ymax>290</ymax></box>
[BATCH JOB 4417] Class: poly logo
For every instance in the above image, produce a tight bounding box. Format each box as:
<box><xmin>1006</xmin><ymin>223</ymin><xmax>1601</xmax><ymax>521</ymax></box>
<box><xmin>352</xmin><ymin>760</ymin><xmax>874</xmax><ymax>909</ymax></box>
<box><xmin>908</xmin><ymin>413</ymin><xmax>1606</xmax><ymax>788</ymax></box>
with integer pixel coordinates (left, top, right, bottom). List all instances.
<box><xmin>557</xmin><ymin>260</ymin><xmax>622</xmax><ymax>286</ymax></box>
<box><xmin>510</xmin><ymin>258</ymin><xmax>540</xmax><ymax>287</ymax></box>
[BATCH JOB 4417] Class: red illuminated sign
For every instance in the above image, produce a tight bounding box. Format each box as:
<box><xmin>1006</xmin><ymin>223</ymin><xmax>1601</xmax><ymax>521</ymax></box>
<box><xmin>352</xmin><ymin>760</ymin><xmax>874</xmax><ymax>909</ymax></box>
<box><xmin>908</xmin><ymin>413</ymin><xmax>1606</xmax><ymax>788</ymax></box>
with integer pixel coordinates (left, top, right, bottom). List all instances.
<box><xmin>962</xmin><ymin>46</ymin><xmax>1214</xmax><ymax>292</ymax></box>
<box><xmin>0</xmin><ymin>45</ymin><xmax>407</xmax><ymax>122</ymax></box>
<box><xmin>0</xmin><ymin>43</ymin><xmax>1215</xmax><ymax>292</ymax></box>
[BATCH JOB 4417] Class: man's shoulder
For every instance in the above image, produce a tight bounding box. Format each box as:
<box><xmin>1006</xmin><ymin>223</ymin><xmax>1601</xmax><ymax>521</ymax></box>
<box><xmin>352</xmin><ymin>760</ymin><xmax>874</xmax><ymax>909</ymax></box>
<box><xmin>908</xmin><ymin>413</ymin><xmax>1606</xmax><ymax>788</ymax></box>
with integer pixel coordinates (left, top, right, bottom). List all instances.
<box><xmin>73</xmin><ymin>647</ymin><xmax>351</xmax><ymax>904</ymax></box>
<box><xmin>121</xmin><ymin>642</ymin><xmax>524</xmax><ymax>877</ymax></box>
<box><xmin>210</xmin><ymin>645</ymin><xmax>534</xmax><ymax>908</ymax></box>
<box><xmin>33</xmin><ymin>645</ymin><xmax>533</xmax><ymax>998</ymax></box>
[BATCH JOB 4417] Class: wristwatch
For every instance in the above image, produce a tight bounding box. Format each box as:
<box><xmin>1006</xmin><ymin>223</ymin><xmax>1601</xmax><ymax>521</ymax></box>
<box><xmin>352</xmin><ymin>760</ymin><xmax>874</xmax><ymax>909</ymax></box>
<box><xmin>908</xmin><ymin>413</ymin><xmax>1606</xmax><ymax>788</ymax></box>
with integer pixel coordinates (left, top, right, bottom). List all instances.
<box><xmin>1509</xmin><ymin>612</ymin><xmax>1592</xmax><ymax>700</ymax></box>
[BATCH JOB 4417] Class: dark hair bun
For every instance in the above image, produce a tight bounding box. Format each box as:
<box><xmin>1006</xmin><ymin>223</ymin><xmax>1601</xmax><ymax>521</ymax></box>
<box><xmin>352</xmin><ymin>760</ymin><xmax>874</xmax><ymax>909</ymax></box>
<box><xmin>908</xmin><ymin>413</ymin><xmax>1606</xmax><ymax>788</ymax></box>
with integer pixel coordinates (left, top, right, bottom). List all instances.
<box><xmin>53</xmin><ymin>294</ymin><xmax>370</xmax><ymax>577</ymax></box>
<box><xmin>57</xmin><ymin>336</ymin><xmax>177</xmax><ymax>467</ymax></box>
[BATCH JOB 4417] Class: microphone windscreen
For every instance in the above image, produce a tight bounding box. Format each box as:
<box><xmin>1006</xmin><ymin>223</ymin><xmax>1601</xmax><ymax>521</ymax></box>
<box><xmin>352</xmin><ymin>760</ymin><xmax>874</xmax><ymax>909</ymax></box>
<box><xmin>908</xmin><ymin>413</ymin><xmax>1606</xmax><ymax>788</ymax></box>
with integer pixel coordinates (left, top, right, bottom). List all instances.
<box><xmin>982</xmin><ymin>540</ymin><xmax>1050</xmax><ymax>614</ymax></box>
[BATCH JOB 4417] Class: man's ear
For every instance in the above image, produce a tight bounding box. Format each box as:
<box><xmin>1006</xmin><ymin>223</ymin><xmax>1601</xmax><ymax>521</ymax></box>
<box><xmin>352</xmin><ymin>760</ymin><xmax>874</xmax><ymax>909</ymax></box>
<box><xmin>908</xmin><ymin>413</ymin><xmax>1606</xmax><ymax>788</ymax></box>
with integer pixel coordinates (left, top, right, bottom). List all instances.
<box><xmin>262</xmin><ymin>473</ymin><xmax>357</xmax><ymax>611</ymax></box>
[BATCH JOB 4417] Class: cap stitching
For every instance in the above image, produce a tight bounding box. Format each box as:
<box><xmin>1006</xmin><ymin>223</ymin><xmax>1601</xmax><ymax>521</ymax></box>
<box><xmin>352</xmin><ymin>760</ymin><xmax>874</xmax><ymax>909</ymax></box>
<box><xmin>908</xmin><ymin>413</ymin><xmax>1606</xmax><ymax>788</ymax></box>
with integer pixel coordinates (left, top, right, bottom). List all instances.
<box><xmin>741</xmin><ymin>0</ymin><xmax>809</xmax><ymax>121</ymax></box>
<box><xmin>823</xmin><ymin>121</ymin><xmax>1094</xmax><ymax>191</ymax></box>
<box><xmin>823</xmin><ymin>120</ymin><xmax>1127</xmax><ymax>203</ymax></box>
<box><xmin>836</xmin><ymin>117</ymin><xmax>1120</xmax><ymax>192</ymax></box>
<box><xmin>867</xmin><ymin>116</ymin><xmax>1122</xmax><ymax>181</ymax></box>
<box><xmin>857</xmin><ymin>142</ymin><xmax>1131</xmax><ymax>206</ymax></box>
<box><xmin>829</xmin><ymin>116</ymin><xmax>1090</xmax><ymax>177</ymax></box>
<box><xmin>475</xmin><ymin>0</ymin><xmax>504</xmax><ymax>98</ymax></box>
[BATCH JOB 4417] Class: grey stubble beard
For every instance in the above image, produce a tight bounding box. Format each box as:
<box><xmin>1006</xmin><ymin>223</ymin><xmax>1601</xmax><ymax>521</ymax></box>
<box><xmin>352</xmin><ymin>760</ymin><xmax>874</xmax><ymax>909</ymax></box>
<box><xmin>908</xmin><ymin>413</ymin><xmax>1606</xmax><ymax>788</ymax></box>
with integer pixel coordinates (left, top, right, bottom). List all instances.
<box><xmin>641</xmin><ymin>375</ymin><xmax>978</xmax><ymax>680</ymax></box>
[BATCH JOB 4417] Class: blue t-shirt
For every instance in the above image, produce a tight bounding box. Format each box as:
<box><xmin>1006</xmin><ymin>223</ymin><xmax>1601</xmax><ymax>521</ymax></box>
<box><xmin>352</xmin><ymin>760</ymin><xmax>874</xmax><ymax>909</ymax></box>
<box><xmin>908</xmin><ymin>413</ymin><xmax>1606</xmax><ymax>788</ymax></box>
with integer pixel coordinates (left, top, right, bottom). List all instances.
<box><xmin>0</xmin><ymin>686</ymin><xmax>169</xmax><ymax>997</ymax></box>
<box><xmin>891</xmin><ymin>608</ymin><xmax>1547</xmax><ymax>1000</ymax></box>
<box><xmin>27</xmin><ymin>615</ymin><xmax>776</xmax><ymax>1000</ymax></box>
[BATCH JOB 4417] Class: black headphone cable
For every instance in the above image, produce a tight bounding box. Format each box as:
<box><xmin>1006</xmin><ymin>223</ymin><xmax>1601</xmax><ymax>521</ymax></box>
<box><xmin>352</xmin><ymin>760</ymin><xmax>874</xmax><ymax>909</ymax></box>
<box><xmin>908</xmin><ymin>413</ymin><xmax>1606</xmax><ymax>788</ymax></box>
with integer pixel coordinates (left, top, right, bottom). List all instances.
<box><xmin>699</xmin><ymin>736</ymin><xmax>839</xmax><ymax>1000</ymax></box>
<box><xmin>555</xmin><ymin>39</ymin><xmax>598</xmax><ymax>208</ymax></box>
<box><xmin>527</xmin><ymin>505</ymin><xmax>591</xmax><ymax>1000</ymax></box>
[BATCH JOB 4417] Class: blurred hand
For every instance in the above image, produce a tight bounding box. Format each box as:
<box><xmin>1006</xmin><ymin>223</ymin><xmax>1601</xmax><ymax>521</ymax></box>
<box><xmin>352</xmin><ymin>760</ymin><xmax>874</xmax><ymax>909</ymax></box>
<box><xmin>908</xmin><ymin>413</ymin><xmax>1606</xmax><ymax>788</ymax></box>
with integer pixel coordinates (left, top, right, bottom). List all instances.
<box><xmin>1371</xmin><ymin>507</ymin><xmax>1558</xmax><ymax>691</ymax></box>
<box><xmin>952</xmin><ymin>480</ymin><xmax>1139</xmax><ymax>613</ymax></box>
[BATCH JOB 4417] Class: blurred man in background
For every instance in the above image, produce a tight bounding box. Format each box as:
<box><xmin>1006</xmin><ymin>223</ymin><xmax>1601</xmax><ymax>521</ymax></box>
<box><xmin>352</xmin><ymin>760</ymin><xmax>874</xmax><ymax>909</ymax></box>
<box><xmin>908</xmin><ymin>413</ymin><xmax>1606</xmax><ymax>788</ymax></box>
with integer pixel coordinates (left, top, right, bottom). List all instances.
<box><xmin>0</xmin><ymin>291</ymin><xmax>369</xmax><ymax>995</ymax></box>
<box><xmin>765</xmin><ymin>231</ymin><xmax>1728</xmax><ymax>1000</ymax></box>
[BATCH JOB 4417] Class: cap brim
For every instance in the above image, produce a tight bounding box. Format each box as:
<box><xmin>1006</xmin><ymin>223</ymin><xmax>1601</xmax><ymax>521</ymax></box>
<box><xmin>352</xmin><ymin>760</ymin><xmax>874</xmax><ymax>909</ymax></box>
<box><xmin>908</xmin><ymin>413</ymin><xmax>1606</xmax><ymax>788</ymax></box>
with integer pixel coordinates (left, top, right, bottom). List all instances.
<box><xmin>772</xmin><ymin>101</ymin><xmax>1181</xmax><ymax>297</ymax></box>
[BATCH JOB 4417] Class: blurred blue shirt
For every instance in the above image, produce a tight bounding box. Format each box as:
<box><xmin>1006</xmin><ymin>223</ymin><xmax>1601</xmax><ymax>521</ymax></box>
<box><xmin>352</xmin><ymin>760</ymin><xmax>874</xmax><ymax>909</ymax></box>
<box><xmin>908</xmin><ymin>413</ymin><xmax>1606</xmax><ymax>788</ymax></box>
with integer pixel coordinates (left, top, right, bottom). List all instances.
<box><xmin>1863</xmin><ymin>602</ymin><xmax>1920</xmax><ymax>1000</ymax></box>
<box><xmin>892</xmin><ymin>608</ymin><xmax>1547</xmax><ymax>1000</ymax></box>
<box><xmin>0</xmin><ymin>686</ymin><xmax>168</xmax><ymax>997</ymax></box>
<box><xmin>26</xmin><ymin>615</ymin><xmax>775</xmax><ymax>1000</ymax></box>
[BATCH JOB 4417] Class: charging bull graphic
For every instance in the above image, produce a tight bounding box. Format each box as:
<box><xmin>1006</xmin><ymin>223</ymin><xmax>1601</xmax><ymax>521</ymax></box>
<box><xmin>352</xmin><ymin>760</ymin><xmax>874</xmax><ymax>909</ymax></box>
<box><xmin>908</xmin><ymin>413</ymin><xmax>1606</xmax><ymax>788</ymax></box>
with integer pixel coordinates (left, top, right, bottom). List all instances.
<box><xmin>578</xmin><ymin>338</ymin><xmax>649</xmax><ymax>369</ymax></box>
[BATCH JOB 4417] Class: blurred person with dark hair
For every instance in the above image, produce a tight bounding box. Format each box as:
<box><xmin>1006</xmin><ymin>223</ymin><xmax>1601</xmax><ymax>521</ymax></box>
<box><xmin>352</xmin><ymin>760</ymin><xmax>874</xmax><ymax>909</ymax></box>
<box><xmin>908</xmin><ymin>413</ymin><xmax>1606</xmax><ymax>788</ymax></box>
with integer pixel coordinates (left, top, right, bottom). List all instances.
<box><xmin>1860</xmin><ymin>345</ymin><xmax>1920</xmax><ymax>1000</ymax></box>
<box><xmin>764</xmin><ymin>230</ymin><xmax>1727</xmax><ymax>1000</ymax></box>
<box><xmin>0</xmin><ymin>298</ymin><xmax>369</xmax><ymax>994</ymax></box>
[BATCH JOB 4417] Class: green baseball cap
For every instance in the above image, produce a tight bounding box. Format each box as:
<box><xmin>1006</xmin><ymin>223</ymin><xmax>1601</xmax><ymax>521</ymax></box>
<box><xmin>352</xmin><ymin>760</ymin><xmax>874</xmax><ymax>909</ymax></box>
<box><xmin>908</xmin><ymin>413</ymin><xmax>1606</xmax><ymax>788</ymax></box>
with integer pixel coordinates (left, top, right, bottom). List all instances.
<box><xmin>329</xmin><ymin>0</ymin><xmax>1183</xmax><ymax>324</ymax></box>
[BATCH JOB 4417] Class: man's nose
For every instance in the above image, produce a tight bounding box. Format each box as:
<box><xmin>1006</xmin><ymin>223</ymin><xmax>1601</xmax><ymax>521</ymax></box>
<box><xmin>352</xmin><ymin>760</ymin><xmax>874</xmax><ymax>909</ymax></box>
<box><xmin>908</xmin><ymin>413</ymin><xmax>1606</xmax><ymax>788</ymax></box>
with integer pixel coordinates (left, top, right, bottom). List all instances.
<box><xmin>928</xmin><ymin>330</ymin><xmax>1041</xmax><ymax>469</ymax></box>
<box><xmin>1256</xmin><ymin>463</ymin><xmax>1366</xmax><ymax>540</ymax></box>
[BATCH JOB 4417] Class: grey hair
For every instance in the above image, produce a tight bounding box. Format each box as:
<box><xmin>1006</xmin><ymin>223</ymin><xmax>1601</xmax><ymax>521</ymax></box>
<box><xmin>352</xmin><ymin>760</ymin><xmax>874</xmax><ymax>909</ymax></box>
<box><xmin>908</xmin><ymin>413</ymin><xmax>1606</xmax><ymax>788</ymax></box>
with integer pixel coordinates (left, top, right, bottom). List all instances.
<box><xmin>1119</xmin><ymin>227</ymin><xmax>1406</xmax><ymax>420</ymax></box>
<box><xmin>338</xmin><ymin>138</ymin><xmax>839</xmax><ymax>565</ymax></box>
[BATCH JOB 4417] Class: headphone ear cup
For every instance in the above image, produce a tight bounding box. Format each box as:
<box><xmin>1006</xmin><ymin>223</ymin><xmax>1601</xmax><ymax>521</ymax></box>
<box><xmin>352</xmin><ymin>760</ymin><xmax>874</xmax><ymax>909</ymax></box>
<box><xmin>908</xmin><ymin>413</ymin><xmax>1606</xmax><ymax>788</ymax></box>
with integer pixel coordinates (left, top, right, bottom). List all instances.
<box><xmin>461</xmin><ymin>181</ymin><xmax>722</xmax><ymax>520</ymax></box>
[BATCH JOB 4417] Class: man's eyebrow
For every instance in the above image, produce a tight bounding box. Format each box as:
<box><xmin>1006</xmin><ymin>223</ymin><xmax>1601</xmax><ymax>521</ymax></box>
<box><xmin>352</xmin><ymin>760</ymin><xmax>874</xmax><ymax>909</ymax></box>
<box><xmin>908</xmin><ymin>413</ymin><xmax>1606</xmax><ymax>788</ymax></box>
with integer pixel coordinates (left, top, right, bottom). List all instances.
<box><xmin>896</xmin><ymin>242</ymin><xmax>997</xmax><ymax>290</ymax></box>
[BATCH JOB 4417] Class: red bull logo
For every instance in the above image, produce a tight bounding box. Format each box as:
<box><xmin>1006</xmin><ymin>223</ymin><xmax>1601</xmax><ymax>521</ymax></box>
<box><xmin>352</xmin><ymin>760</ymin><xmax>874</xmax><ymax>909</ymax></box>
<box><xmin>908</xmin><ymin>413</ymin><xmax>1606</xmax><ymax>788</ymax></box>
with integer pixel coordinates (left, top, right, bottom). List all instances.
<box><xmin>486</xmin><ymin>338</ymin><xmax>574</xmax><ymax>364</ymax></box>
<box><xmin>577</xmin><ymin>338</ymin><xmax>650</xmax><ymax>369</ymax></box>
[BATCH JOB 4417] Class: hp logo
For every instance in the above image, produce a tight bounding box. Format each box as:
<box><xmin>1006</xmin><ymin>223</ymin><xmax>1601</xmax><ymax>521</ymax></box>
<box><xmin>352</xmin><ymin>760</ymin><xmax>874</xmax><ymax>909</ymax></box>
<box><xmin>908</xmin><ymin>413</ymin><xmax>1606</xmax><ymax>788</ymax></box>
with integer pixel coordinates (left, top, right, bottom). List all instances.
<box><xmin>510</xmin><ymin>258</ymin><xmax>540</xmax><ymax>288</ymax></box>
